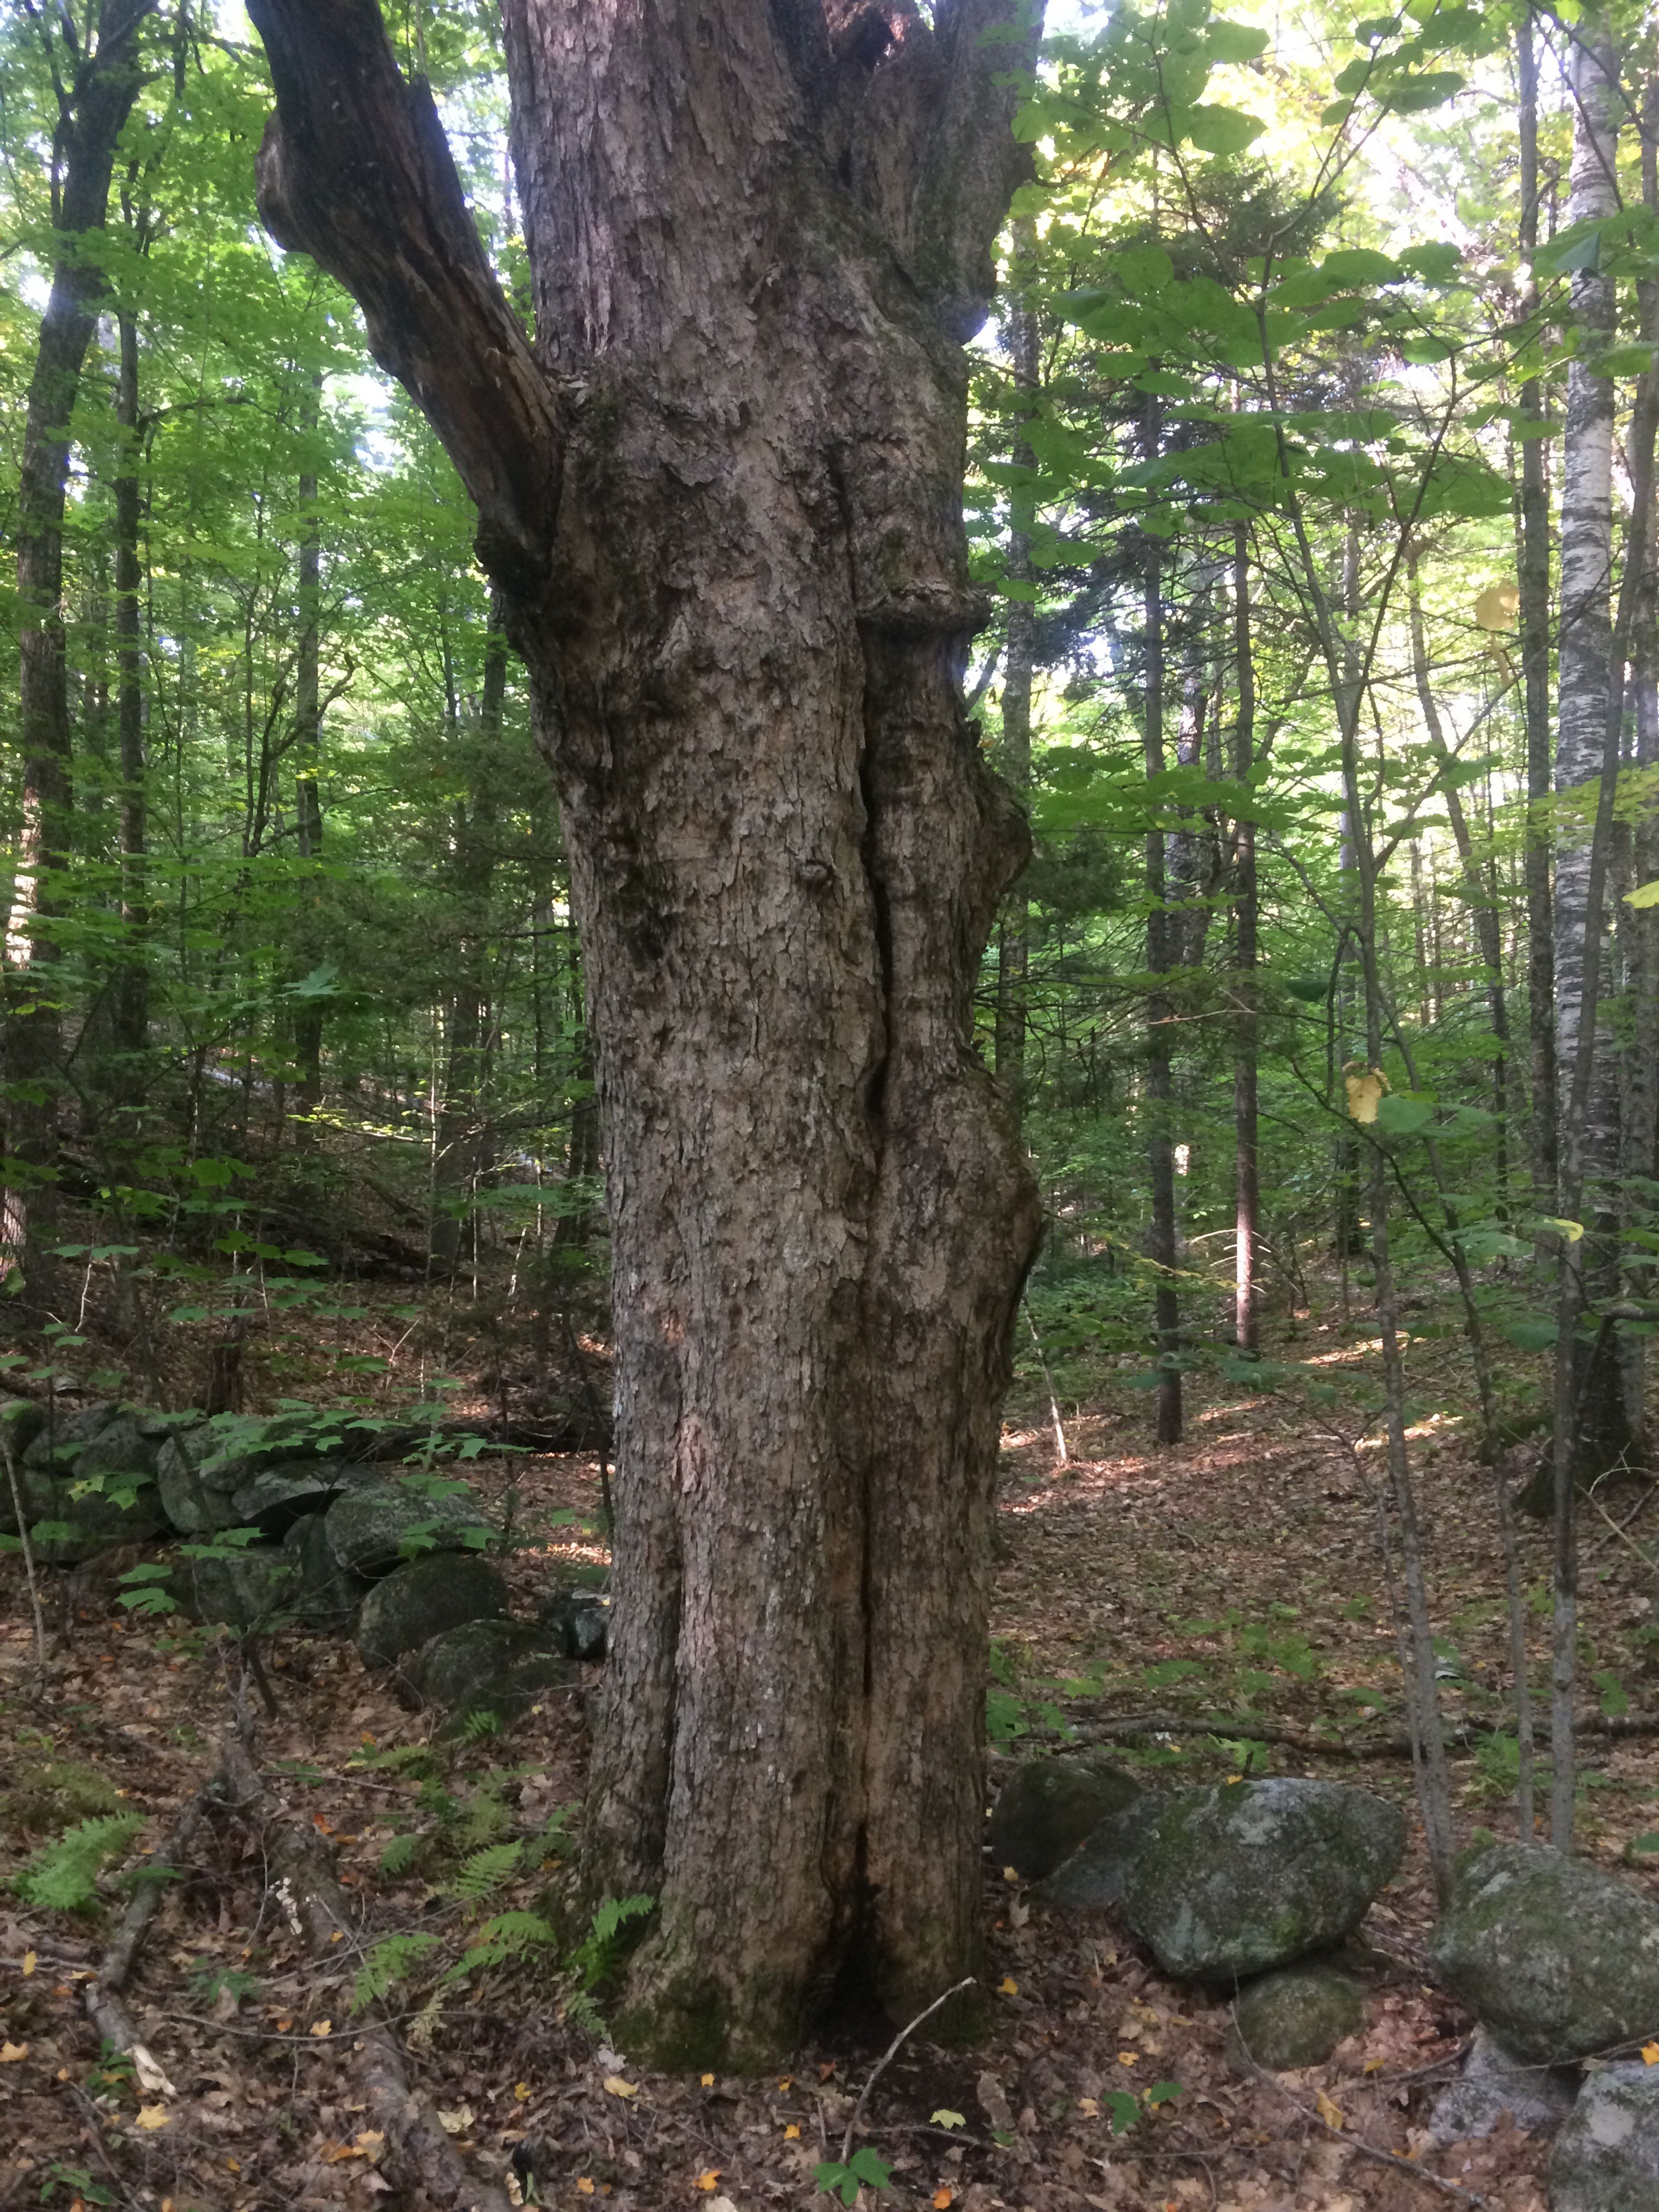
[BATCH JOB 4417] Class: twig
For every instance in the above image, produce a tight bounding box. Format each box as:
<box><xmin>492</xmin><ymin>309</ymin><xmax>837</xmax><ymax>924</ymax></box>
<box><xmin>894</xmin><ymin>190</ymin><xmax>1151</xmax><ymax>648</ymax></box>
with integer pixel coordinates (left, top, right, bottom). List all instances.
<box><xmin>1236</xmin><ymin>2026</ymin><xmax>1488</xmax><ymax>2208</ymax></box>
<box><xmin>2</xmin><ymin>1433</ymin><xmax>47</xmax><ymax>1668</ymax></box>
<box><xmin>839</xmin><ymin>1978</ymin><xmax>975</xmax><ymax>2166</ymax></box>
<box><xmin>1022</xmin><ymin>1299</ymin><xmax>1069</xmax><ymax>1468</ymax></box>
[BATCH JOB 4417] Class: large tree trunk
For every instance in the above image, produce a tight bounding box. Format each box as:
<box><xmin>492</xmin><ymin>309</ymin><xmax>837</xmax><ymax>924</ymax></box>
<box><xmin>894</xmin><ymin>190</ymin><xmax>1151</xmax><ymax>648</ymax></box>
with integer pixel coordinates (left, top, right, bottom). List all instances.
<box><xmin>2</xmin><ymin>0</ymin><xmax>153</xmax><ymax>1293</ymax></box>
<box><xmin>250</xmin><ymin>0</ymin><xmax>1042</xmax><ymax>2061</ymax></box>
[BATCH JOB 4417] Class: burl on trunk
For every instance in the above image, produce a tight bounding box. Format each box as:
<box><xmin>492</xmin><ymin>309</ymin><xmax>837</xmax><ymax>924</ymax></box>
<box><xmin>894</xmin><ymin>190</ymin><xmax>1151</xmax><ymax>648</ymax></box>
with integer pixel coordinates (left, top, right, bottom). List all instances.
<box><xmin>247</xmin><ymin>0</ymin><xmax>1043</xmax><ymax>2061</ymax></box>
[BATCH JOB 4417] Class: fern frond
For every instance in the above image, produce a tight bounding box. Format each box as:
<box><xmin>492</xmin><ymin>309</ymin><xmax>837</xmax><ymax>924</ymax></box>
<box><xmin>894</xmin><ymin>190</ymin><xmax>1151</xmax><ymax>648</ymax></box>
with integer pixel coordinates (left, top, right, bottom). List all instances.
<box><xmin>378</xmin><ymin>1831</ymin><xmax>426</xmax><ymax>1878</ymax></box>
<box><xmin>351</xmin><ymin>1932</ymin><xmax>441</xmax><ymax>2012</ymax></box>
<box><xmin>570</xmin><ymin>1893</ymin><xmax>655</xmax><ymax>1993</ymax></box>
<box><xmin>15</xmin><ymin>1814</ymin><xmax>145</xmax><ymax>1913</ymax></box>
<box><xmin>449</xmin><ymin>1840</ymin><xmax>522</xmax><ymax>1902</ymax></box>
<box><xmin>444</xmin><ymin>1910</ymin><xmax>558</xmax><ymax>1983</ymax></box>
<box><xmin>456</xmin><ymin>1788</ymin><xmax>513</xmax><ymax>1849</ymax></box>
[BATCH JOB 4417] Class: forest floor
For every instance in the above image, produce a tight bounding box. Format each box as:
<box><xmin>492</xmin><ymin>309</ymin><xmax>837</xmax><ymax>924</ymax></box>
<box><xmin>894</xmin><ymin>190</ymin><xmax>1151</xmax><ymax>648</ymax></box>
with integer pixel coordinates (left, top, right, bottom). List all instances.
<box><xmin>3</xmin><ymin>1307</ymin><xmax>1658</xmax><ymax>2212</ymax></box>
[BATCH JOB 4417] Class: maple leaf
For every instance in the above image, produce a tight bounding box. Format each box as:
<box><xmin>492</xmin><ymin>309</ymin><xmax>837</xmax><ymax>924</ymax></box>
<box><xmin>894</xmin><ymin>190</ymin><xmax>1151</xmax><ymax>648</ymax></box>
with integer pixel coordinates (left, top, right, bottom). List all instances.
<box><xmin>695</xmin><ymin>2172</ymin><xmax>722</xmax><ymax>2191</ymax></box>
<box><xmin>135</xmin><ymin>2106</ymin><xmax>170</xmax><ymax>2130</ymax></box>
<box><xmin>998</xmin><ymin>1976</ymin><xmax>1018</xmax><ymax>1996</ymax></box>
<box><xmin>1643</xmin><ymin>2043</ymin><xmax>1659</xmax><ymax>2066</ymax></box>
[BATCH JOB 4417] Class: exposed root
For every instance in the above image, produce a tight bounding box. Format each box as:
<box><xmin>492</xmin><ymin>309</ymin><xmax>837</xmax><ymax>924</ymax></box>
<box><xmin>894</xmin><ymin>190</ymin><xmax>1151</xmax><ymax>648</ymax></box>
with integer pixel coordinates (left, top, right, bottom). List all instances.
<box><xmin>220</xmin><ymin>1734</ymin><xmax>515</xmax><ymax>2212</ymax></box>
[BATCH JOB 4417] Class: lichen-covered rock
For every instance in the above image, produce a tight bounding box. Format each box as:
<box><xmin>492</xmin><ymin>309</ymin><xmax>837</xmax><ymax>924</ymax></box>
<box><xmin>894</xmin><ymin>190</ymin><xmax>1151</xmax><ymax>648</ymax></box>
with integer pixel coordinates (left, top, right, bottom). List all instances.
<box><xmin>20</xmin><ymin>1401</ymin><xmax>123</xmax><ymax>1471</ymax></box>
<box><xmin>355</xmin><ymin>1553</ymin><xmax>509</xmax><ymax>1669</ymax></box>
<box><xmin>231</xmin><ymin>1459</ymin><xmax>378</xmax><ymax>1537</ymax></box>
<box><xmin>323</xmin><ymin>1481</ymin><xmax>495</xmax><ymax>1578</ymax></box>
<box><xmin>1123</xmin><ymin>1778</ymin><xmax>1406</xmax><ymax>1981</ymax></box>
<box><xmin>404</xmin><ymin>1616</ymin><xmax>576</xmax><ymax>1735</ymax></box>
<box><xmin>169</xmin><ymin>1546</ymin><xmax>298</xmax><ymax>1630</ymax></box>
<box><xmin>1233</xmin><ymin>1961</ymin><xmax>1363</xmax><ymax>2070</ymax></box>
<box><xmin>988</xmin><ymin>1757</ymin><xmax>1145</xmax><ymax>1882</ymax></box>
<box><xmin>1032</xmin><ymin>1793</ymin><xmax>1168</xmax><ymax>1911</ymax></box>
<box><xmin>0</xmin><ymin>1395</ymin><xmax>45</xmax><ymax>1474</ymax></box>
<box><xmin>538</xmin><ymin>1584</ymin><xmax>610</xmax><ymax>1660</ymax></box>
<box><xmin>3</xmin><ymin>1443</ymin><xmax>170</xmax><ymax>1564</ymax></box>
<box><xmin>1430</xmin><ymin>1843</ymin><xmax>1659</xmax><ymax>2065</ymax></box>
<box><xmin>1428</xmin><ymin>2028</ymin><xmax>1578</xmax><ymax>2145</ymax></box>
<box><xmin>154</xmin><ymin>1423</ymin><xmax>234</xmax><ymax>1535</ymax></box>
<box><xmin>1548</xmin><ymin>2063</ymin><xmax>1659</xmax><ymax>2211</ymax></box>
<box><xmin>282</xmin><ymin>1513</ymin><xmax>372</xmax><ymax>1630</ymax></box>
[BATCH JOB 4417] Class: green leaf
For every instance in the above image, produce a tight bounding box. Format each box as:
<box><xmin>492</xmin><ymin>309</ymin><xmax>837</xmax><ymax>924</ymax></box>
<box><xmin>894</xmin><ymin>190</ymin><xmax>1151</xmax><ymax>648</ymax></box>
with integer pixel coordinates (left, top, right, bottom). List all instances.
<box><xmin>1204</xmin><ymin>19</ymin><xmax>1270</xmax><ymax>62</ymax></box>
<box><xmin>1183</xmin><ymin>103</ymin><xmax>1267</xmax><ymax>155</ymax></box>
<box><xmin>1103</xmin><ymin>2090</ymin><xmax>1141</xmax><ymax>2134</ymax></box>
<box><xmin>1373</xmin><ymin>1092</ymin><xmax>1433</xmax><ymax>1136</ymax></box>
<box><xmin>1380</xmin><ymin>69</ymin><xmax>1465</xmax><ymax>111</ymax></box>
<box><xmin>1503</xmin><ymin>1318</ymin><xmax>1558</xmax><ymax>1351</ymax></box>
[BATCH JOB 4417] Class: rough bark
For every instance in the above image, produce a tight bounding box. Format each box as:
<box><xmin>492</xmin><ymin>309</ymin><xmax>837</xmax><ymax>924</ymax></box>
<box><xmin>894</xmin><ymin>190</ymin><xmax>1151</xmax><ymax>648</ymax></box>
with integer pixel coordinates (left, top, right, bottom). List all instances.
<box><xmin>3</xmin><ymin>0</ymin><xmax>155</xmax><ymax>1291</ymax></box>
<box><xmin>248</xmin><ymin>0</ymin><xmax>1043</xmax><ymax>2060</ymax></box>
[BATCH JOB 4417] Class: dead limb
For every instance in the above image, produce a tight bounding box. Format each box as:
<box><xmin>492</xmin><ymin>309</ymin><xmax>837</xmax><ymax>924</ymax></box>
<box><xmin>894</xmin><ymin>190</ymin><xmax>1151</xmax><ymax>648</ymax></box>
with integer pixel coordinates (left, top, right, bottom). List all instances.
<box><xmin>1058</xmin><ymin>1704</ymin><xmax>1659</xmax><ymax>1761</ymax></box>
<box><xmin>83</xmin><ymin>1771</ymin><xmax>223</xmax><ymax>2097</ymax></box>
<box><xmin>222</xmin><ymin>1732</ymin><xmax>515</xmax><ymax>2212</ymax></box>
<box><xmin>839</xmin><ymin>1977</ymin><xmax>975</xmax><ymax>2166</ymax></box>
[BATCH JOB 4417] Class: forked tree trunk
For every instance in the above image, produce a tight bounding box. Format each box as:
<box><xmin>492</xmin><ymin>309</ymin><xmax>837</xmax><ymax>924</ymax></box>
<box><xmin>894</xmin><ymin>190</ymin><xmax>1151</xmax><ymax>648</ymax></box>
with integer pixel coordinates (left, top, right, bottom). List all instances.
<box><xmin>250</xmin><ymin>0</ymin><xmax>1042</xmax><ymax>2060</ymax></box>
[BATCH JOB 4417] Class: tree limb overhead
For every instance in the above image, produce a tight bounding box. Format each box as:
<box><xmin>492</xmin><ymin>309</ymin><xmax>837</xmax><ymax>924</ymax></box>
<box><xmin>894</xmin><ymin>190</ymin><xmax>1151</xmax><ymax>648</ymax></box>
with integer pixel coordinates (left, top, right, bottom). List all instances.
<box><xmin>245</xmin><ymin>0</ymin><xmax>563</xmax><ymax>596</ymax></box>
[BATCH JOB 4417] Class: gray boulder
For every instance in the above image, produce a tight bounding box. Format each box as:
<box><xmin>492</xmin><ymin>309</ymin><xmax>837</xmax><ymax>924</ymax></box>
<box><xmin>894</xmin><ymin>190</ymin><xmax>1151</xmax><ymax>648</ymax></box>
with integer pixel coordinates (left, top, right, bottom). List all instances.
<box><xmin>988</xmin><ymin>1757</ymin><xmax>1145</xmax><ymax>1882</ymax></box>
<box><xmin>282</xmin><ymin>1513</ymin><xmax>372</xmax><ymax>1630</ymax></box>
<box><xmin>1549</xmin><ymin>2063</ymin><xmax>1659</xmax><ymax>2211</ymax></box>
<box><xmin>1430</xmin><ymin>1843</ymin><xmax>1659</xmax><ymax>2066</ymax></box>
<box><xmin>169</xmin><ymin>1546</ymin><xmax>298</xmax><ymax>1631</ymax></box>
<box><xmin>323</xmin><ymin>1481</ymin><xmax>494</xmax><ymax>1578</ymax></box>
<box><xmin>356</xmin><ymin>1553</ymin><xmax>509</xmax><ymax>1669</ymax></box>
<box><xmin>1123</xmin><ymin>1778</ymin><xmax>1406</xmax><ymax>1981</ymax></box>
<box><xmin>20</xmin><ymin>1401</ymin><xmax>123</xmax><ymax>1471</ymax></box>
<box><xmin>0</xmin><ymin>1395</ymin><xmax>45</xmax><ymax>1469</ymax></box>
<box><xmin>231</xmin><ymin>1458</ymin><xmax>378</xmax><ymax>1537</ymax></box>
<box><xmin>404</xmin><ymin>1617</ymin><xmax>575</xmax><ymax>1735</ymax></box>
<box><xmin>3</xmin><ymin>1414</ymin><xmax>170</xmax><ymax>1561</ymax></box>
<box><xmin>539</xmin><ymin>1584</ymin><xmax>610</xmax><ymax>1660</ymax></box>
<box><xmin>1032</xmin><ymin>1792</ymin><xmax>1167</xmax><ymax>1911</ymax></box>
<box><xmin>155</xmin><ymin>1423</ymin><xmax>236</xmax><ymax>1534</ymax></box>
<box><xmin>72</xmin><ymin>1410</ymin><xmax>161</xmax><ymax>1487</ymax></box>
<box><xmin>1233</xmin><ymin>1961</ymin><xmax>1363</xmax><ymax>2070</ymax></box>
<box><xmin>1429</xmin><ymin>2028</ymin><xmax>1579</xmax><ymax>2145</ymax></box>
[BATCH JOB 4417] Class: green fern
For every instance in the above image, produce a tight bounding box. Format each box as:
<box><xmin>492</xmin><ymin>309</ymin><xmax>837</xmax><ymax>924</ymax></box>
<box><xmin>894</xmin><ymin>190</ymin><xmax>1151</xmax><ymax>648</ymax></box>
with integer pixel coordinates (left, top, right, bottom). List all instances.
<box><xmin>456</xmin><ymin>1786</ymin><xmax>514</xmax><ymax>1849</ymax></box>
<box><xmin>445</xmin><ymin>1910</ymin><xmax>558</xmax><ymax>1983</ymax></box>
<box><xmin>351</xmin><ymin>1932</ymin><xmax>441</xmax><ymax>2012</ymax></box>
<box><xmin>15</xmin><ymin>1814</ymin><xmax>144</xmax><ymax>1913</ymax></box>
<box><xmin>378</xmin><ymin>1831</ymin><xmax>426</xmax><ymax>1878</ymax></box>
<box><xmin>449</xmin><ymin>1840</ymin><xmax>522</xmax><ymax>1902</ymax></box>
<box><xmin>570</xmin><ymin>1894</ymin><xmax>655</xmax><ymax>1993</ymax></box>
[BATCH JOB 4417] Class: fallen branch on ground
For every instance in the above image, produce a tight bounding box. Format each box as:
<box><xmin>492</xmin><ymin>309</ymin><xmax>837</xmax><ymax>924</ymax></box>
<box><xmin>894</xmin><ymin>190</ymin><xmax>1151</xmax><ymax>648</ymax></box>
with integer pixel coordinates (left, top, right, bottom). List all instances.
<box><xmin>1052</xmin><ymin>1705</ymin><xmax>1659</xmax><ymax>1760</ymax></box>
<box><xmin>220</xmin><ymin>1736</ymin><xmax>515</xmax><ymax>2212</ymax></box>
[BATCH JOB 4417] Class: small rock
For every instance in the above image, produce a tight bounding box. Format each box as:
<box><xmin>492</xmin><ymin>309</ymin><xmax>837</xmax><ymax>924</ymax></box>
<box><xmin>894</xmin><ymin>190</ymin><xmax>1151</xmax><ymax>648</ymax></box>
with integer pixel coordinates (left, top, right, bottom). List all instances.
<box><xmin>356</xmin><ymin>1553</ymin><xmax>510</xmax><ymax>1669</ymax></box>
<box><xmin>1123</xmin><ymin>1778</ymin><xmax>1406</xmax><ymax>1981</ymax></box>
<box><xmin>404</xmin><ymin>1616</ymin><xmax>576</xmax><ymax>1736</ymax></box>
<box><xmin>282</xmin><ymin>1513</ymin><xmax>372</xmax><ymax>1630</ymax></box>
<box><xmin>1428</xmin><ymin>2028</ymin><xmax>1579</xmax><ymax>2144</ymax></box>
<box><xmin>538</xmin><ymin>1585</ymin><xmax>610</xmax><ymax>1660</ymax></box>
<box><xmin>1430</xmin><ymin>1843</ymin><xmax>1659</xmax><ymax>2065</ymax></box>
<box><xmin>1233</xmin><ymin>1961</ymin><xmax>1363</xmax><ymax>2070</ymax></box>
<box><xmin>169</xmin><ymin>1547</ymin><xmax>298</xmax><ymax>1631</ymax></box>
<box><xmin>323</xmin><ymin>1481</ymin><xmax>495</xmax><ymax>1578</ymax></box>
<box><xmin>1031</xmin><ymin>1793</ymin><xmax>1167</xmax><ymax>1910</ymax></box>
<box><xmin>1548</xmin><ymin>2062</ymin><xmax>1659</xmax><ymax>2211</ymax></box>
<box><xmin>988</xmin><ymin>1757</ymin><xmax>1144</xmax><ymax>1882</ymax></box>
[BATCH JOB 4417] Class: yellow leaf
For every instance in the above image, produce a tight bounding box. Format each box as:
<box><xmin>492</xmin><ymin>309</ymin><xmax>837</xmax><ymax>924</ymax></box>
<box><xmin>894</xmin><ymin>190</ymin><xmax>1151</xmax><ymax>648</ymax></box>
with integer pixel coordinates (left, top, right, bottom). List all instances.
<box><xmin>514</xmin><ymin>2081</ymin><xmax>531</xmax><ymax>2101</ymax></box>
<box><xmin>21</xmin><ymin>1952</ymin><xmax>36</xmax><ymax>1978</ymax></box>
<box><xmin>1474</xmin><ymin>580</ymin><xmax>1519</xmax><ymax>631</ymax></box>
<box><xmin>934</xmin><ymin>2192</ymin><xmax>955</xmax><ymax>2209</ymax></box>
<box><xmin>1628</xmin><ymin>880</ymin><xmax>1659</xmax><ymax>910</ymax></box>
<box><xmin>1315</xmin><ymin>2089</ymin><xmax>1344</xmax><ymax>2131</ymax></box>
<box><xmin>998</xmin><ymin>1977</ymin><xmax>1018</xmax><ymax>1996</ymax></box>
<box><xmin>700</xmin><ymin>2072</ymin><xmax>715</xmax><ymax>2087</ymax></box>
<box><xmin>1344</xmin><ymin>1065</ymin><xmax>1389</xmax><ymax>1124</ymax></box>
<box><xmin>1363</xmin><ymin>2057</ymin><xmax>1385</xmax><ymax>2074</ymax></box>
<box><xmin>1540</xmin><ymin>1215</ymin><xmax>1585</xmax><ymax>1243</ymax></box>
<box><xmin>437</xmin><ymin>2106</ymin><xmax>474</xmax><ymax>2136</ymax></box>
<box><xmin>1117</xmin><ymin>2052</ymin><xmax>1138</xmax><ymax>2067</ymax></box>
<box><xmin>778</xmin><ymin>2076</ymin><xmax>792</xmax><ymax>2090</ymax></box>
<box><xmin>931</xmin><ymin>2110</ymin><xmax>966</xmax><ymax>2129</ymax></box>
<box><xmin>1643</xmin><ymin>2042</ymin><xmax>1659</xmax><ymax>2066</ymax></box>
<box><xmin>324</xmin><ymin>2143</ymin><xmax>365</xmax><ymax>2164</ymax></box>
<box><xmin>1003</xmin><ymin>1866</ymin><xmax>1020</xmax><ymax>1884</ymax></box>
<box><xmin>0</xmin><ymin>2042</ymin><xmax>27</xmax><ymax>2063</ymax></box>
<box><xmin>603</xmin><ymin>2075</ymin><xmax>638</xmax><ymax>2099</ymax></box>
<box><xmin>576</xmin><ymin>2182</ymin><xmax>594</xmax><ymax>2196</ymax></box>
<box><xmin>275</xmin><ymin>2016</ymin><xmax>293</xmax><ymax>2032</ymax></box>
<box><xmin>783</xmin><ymin>2123</ymin><xmax>801</xmax><ymax>2139</ymax></box>
<box><xmin>355</xmin><ymin>2133</ymin><xmax>385</xmax><ymax>2158</ymax></box>
<box><xmin>695</xmin><ymin>2172</ymin><xmax>722</xmax><ymax>2192</ymax></box>
<box><xmin>1078</xmin><ymin>2098</ymin><xmax>1099</xmax><ymax>2118</ymax></box>
<box><xmin>310</xmin><ymin>2019</ymin><xmax>332</xmax><ymax>2038</ymax></box>
<box><xmin>136</xmin><ymin>2106</ymin><xmax>170</xmax><ymax>2131</ymax></box>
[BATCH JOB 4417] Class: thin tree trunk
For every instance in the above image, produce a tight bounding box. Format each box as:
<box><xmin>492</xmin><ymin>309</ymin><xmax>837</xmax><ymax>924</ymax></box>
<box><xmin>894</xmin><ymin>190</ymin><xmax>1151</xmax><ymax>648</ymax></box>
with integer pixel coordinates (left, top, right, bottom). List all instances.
<box><xmin>1144</xmin><ymin>534</ymin><xmax>1182</xmax><ymax>1444</ymax></box>
<box><xmin>291</xmin><ymin>381</ymin><xmax>325</xmax><ymax>1141</ymax></box>
<box><xmin>1517</xmin><ymin>11</ymin><xmax>1559</xmax><ymax>1212</ymax></box>
<box><xmin>113</xmin><ymin>308</ymin><xmax>148</xmax><ymax>1062</ymax></box>
<box><xmin>3</xmin><ymin>0</ymin><xmax>153</xmax><ymax>1293</ymax></box>
<box><xmin>1232</xmin><ymin>522</ymin><xmax>1259</xmax><ymax>1351</ymax></box>
<box><xmin>1549</xmin><ymin>16</ymin><xmax>1625</xmax><ymax>1851</ymax></box>
<box><xmin>994</xmin><ymin>218</ymin><xmax>1038</xmax><ymax>1108</ymax></box>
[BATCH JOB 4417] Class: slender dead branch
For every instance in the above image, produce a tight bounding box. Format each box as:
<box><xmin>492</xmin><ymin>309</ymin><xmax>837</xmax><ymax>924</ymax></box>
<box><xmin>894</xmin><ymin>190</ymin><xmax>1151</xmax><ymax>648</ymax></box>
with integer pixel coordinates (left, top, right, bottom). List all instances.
<box><xmin>839</xmin><ymin>1977</ymin><xmax>976</xmax><ymax>2165</ymax></box>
